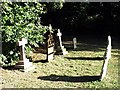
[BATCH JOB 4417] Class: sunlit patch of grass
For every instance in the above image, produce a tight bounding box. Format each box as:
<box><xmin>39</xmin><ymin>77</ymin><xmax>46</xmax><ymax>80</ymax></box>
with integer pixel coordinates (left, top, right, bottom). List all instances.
<box><xmin>2</xmin><ymin>38</ymin><xmax>119</xmax><ymax>88</ymax></box>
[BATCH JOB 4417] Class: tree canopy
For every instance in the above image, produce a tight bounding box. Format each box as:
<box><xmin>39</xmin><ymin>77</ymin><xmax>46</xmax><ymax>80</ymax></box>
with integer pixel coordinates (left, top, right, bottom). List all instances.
<box><xmin>42</xmin><ymin>2</ymin><xmax>120</xmax><ymax>36</ymax></box>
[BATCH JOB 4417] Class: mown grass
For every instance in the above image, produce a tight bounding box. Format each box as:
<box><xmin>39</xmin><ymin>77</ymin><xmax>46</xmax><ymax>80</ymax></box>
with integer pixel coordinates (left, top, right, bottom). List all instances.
<box><xmin>1</xmin><ymin>36</ymin><xmax>119</xmax><ymax>88</ymax></box>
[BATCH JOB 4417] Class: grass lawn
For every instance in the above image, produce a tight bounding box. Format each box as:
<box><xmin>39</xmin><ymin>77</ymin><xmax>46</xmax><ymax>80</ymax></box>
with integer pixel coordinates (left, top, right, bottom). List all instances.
<box><xmin>1</xmin><ymin>35</ymin><xmax>119</xmax><ymax>88</ymax></box>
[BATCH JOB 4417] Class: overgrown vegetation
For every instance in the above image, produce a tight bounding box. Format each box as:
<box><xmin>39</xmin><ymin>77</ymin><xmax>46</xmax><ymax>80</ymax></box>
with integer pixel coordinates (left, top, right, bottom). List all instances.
<box><xmin>1</xmin><ymin>1</ymin><xmax>64</xmax><ymax>67</ymax></box>
<box><xmin>1</xmin><ymin>2</ymin><xmax>48</xmax><ymax>66</ymax></box>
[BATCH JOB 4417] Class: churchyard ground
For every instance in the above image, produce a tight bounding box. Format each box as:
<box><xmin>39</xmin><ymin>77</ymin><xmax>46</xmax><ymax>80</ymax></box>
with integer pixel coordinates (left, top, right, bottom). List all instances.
<box><xmin>1</xmin><ymin>35</ymin><xmax>119</xmax><ymax>88</ymax></box>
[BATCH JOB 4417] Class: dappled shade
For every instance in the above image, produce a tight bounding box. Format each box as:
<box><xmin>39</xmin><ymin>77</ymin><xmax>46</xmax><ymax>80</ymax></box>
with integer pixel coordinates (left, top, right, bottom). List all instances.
<box><xmin>65</xmin><ymin>57</ymin><xmax>104</xmax><ymax>61</ymax></box>
<box><xmin>33</xmin><ymin>60</ymin><xmax>48</xmax><ymax>63</ymax></box>
<box><xmin>38</xmin><ymin>74</ymin><xmax>100</xmax><ymax>82</ymax></box>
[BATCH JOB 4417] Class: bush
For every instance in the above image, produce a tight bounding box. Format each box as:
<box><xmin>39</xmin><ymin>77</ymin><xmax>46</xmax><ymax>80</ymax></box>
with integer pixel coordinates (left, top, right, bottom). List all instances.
<box><xmin>1</xmin><ymin>2</ymin><xmax>49</xmax><ymax>66</ymax></box>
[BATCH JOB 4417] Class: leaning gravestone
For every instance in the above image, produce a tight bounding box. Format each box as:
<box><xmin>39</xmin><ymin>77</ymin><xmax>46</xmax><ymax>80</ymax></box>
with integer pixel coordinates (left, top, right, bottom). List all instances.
<box><xmin>73</xmin><ymin>37</ymin><xmax>77</xmax><ymax>49</ymax></box>
<box><xmin>15</xmin><ymin>38</ymin><xmax>35</xmax><ymax>72</ymax></box>
<box><xmin>57</xmin><ymin>29</ymin><xmax>68</xmax><ymax>55</ymax></box>
<box><xmin>100</xmin><ymin>35</ymin><xmax>111</xmax><ymax>81</ymax></box>
<box><xmin>104</xmin><ymin>35</ymin><xmax>111</xmax><ymax>59</ymax></box>
<box><xmin>46</xmin><ymin>24</ymin><xmax>55</xmax><ymax>61</ymax></box>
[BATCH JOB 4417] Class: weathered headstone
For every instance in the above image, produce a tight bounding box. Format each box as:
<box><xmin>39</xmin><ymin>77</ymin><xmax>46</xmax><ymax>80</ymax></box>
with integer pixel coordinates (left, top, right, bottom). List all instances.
<box><xmin>57</xmin><ymin>29</ymin><xmax>62</xmax><ymax>48</ymax></box>
<box><xmin>104</xmin><ymin>36</ymin><xmax>111</xmax><ymax>59</ymax></box>
<box><xmin>73</xmin><ymin>37</ymin><xmax>77</xmax><ymax>49</ymax></box>
<box><xmin>57</xmin><ymin>29</ymin><xmax>68</xmax><ymax>55</ymax></box>
<box><xmin>100</xmin><ymin>35</ymin><xmax>111</xmax><ymax>81</ymax></box>
<box><xmin>46</xmin><ymin>24</ymin><xmax>55</xmax><ymax>61</ymax></box>
<box><xmin>15</xmin><ymin>38</ymin><xmax>35</xmax><ymax>72</ymax></box>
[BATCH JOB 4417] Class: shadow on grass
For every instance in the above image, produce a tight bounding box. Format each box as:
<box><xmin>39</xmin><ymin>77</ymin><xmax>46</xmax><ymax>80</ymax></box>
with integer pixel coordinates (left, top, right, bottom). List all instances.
<box><xmin>64</xmin><ymin>44</ymin><xmax>106</xmax><ymax>52</ymax></box>
<box><xmin>33</xmin><ymin>47</ymin><xmax>46</xmax><ymax>54</ymax></box>
<box><xmin>38</xmin><ymin>74</ymin><xmax>101</xmax><ymax>82</ymax></box>
<box><xmin>65</xmin><ymin>57</ymin><xmax>104</xmax><ymax>61</ymax></box>
<box><xmin>33</xmin><ymin>59</ymin><xmax>48</xmax><ymax>63</ymax></box>
<box><xmin>2</xmin><ymin>65</ymin><xmax>15</xmax><ymax>70</ymax></box>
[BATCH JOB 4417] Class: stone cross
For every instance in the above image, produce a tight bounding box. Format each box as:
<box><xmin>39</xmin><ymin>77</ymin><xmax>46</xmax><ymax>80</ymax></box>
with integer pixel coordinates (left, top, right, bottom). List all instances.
<box><xmin>18</xmin><ymin>38</ymin><xmax>27</xmax><ymax>61</ymax></box>
<box><xmin>56</xmin><ymin>29</ymin><xmax>68</xmax><ymax>55</ymax></box>
<box><xmin>57</xmin><ymin>29</ymin><xmax>63</xmax><ymax>49</ymax></box>
<box><xmin>49</xmin><ymin>24</ymin><xmax>52</xmax><ymax>32</ymax></box>
<box><xmin>100</xmin><ymin>35</ymin><xmax>111</xmax><ymax>81</ymax></box>
<box><xmin>15</xmin><ymin>38</ymin><xmax>35</xmax><ymax>72</ymax></box>
<box><xmin>73</xmin><ymin>37</ymin><xmax>77</xmax><ymax>49</ymax></box>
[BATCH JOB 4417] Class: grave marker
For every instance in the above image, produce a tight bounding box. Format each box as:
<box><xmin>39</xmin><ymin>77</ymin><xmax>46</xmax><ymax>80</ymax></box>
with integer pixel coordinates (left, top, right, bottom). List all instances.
<box><xmin>15</xmin><ymin>38</ymin><xmax>35</xmax><ymax>72</ymax></box>
<box><xmin>100</xmin><ymin>35</ymin><xmax>111</xmax><ymax>81</ymax></box>
<box><xmin>57</xmin><ymin>29</ymin><xmax>68</xmax><ymax>55</ymax></box>
<box><xmin>104</xmin><ymin>36</ymin><xmax>111</xmax><ymax>59</ymax></box>
<box><xmin>46</xmin><ymin>24</ymin><xmax>54</xmax><ymax>61</ymax></box>
<box><xmin>73</xmin><ymin>37</ymin><xmax>77</xmax><ymax>49</ymax></box>
<box><xmin>57</xmin><ymin>29</ymin><xmax>62</xmax><ymax>48</ymax></box>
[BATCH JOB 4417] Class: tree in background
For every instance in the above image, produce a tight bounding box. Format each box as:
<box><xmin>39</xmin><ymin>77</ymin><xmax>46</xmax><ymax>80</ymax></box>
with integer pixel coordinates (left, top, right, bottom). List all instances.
<box><xmin>42</xmin><ymin>2</ymin><xmax>120</xmax><ymax>36</ymax></box>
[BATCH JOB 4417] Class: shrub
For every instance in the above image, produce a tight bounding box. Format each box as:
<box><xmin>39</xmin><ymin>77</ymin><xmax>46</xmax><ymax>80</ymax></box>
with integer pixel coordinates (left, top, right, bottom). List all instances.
<box><xmin>1</xmin><ymin>2</ymin><xmax>49</xmax><ymax>66</ymax></box>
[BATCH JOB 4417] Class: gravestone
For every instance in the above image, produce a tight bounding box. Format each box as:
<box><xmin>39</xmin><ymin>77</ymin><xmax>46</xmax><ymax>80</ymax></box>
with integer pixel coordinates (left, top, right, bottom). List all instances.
<box><xmin>73</xmin><ymin>37</ymin><xmax>77</xmax><ymax>49</ymax></box>
<box><xmin>104</xmin><ymin>35</ymin><xmax>111</xmax><ymax>59</ymax></box>
<box><xmin>100</xmin><ymin>35</ymin><xmax>111</xmax><ymax>81</ymax></box>
<box><xmin>57</xmin><ymin>29</ymin><xmax>68</xmax><ymax>55</ymax></box>
<box><xmin>46</xmin><ymin>24</ymin><xmax>55</xmax><ymax>61</ymax></box>
<box><xmin>15</xmin><ymin>38</ymin><xmax>35</xmax><ymax>72</ymax></box>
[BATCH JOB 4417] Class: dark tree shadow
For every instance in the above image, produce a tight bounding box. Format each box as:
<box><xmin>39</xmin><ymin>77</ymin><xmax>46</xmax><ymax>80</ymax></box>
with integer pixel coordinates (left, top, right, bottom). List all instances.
<box><xmin>38</xmin><ymin>74</ymin><xmax>101</xmax><ymax>82</ymax></box>
<box><xmin>33</xmin><ymin>59</ymin><xmax>48</xmax><ymax>63</ymax></box>
<box><xmin>64</xmin><ymin>43</ymin><xmax>106</xmax><ymax>52</ymax></box>
<box><xmin>65</xmin><ymin>57</ymin><xmax>104</xmax><ymax>61</ymax></box>
<box><xmin>2</xmin><ymin>65</ymin><xmax>15</xmax><ymax>70</ymax></box>
<box><xmin>33</xmin><ymin>47</ymin><xmax>46</xmax><ymax>54</ymax></box>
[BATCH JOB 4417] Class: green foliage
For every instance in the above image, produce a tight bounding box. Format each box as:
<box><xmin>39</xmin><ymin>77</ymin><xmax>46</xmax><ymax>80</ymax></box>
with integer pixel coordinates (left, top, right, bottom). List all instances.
<box><xmin>47</xmin><ymin>0</ymin><xmax>64</xmax><ymax>11</ymax></box>
<box><xmin>51</xmin><ymin>1</ymin><xmax>64</xmax><ymax>10</ymax></box>
<box><xmin>1</xmin><ymin>2</ymin><xmax>48</xmax><ymax>66</ymax></box>
<box><xmin>0</xmin><ymin>54</ymin><xmax>7</xmax><ymax>66</ymax></box>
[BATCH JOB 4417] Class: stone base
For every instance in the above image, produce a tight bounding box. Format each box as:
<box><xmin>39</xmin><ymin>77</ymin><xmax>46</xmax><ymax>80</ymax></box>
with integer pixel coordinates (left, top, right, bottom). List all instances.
<box><xmin>56</xmin><ymin>46</ymin><xmax>68</xmax><ymax>55</ymax></box>
<box><xmin>62</xmin><ymin>48</ymin><xmax>68</xmax><ymax>55</ymax></box>
<box><xmin>15</xmin><ymin>59</ymin><xmax>35</xmax><ymax>72</ymax></box>
<box><xmin>22</xmin><ymin>65</ymin><xmax>35</xmax><ymax>72</ymax></box>
<box><xmin>47</xmin><ymin>53</ymin><xmax>54</xmax><ymax>61</ymax></box>
<box><xmin>47</xmin><ymin>46</ymin><xmax>54</xmax><ymax>61</ymax></box>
